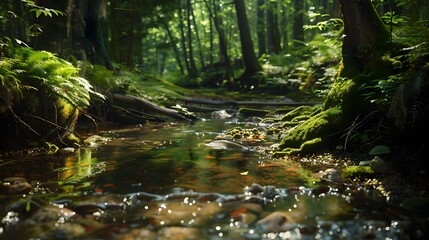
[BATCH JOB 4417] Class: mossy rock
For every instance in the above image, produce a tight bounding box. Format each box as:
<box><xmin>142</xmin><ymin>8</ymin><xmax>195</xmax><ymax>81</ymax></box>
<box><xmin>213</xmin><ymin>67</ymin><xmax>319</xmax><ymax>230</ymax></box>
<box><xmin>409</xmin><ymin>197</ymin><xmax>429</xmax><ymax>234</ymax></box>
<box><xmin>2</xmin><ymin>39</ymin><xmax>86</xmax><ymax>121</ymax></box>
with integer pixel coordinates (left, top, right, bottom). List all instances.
<box><xmin>274</xmin><ymin>137</ymin><xmax>323</xmax><ymax>156</ymax></box>
<box><xmin>280</xmin><ymin>105</ymin><xmax>322</xmax><ymax>121</ymax></box>
<box><xmin>324</xmin><ymin>76</ymin><xmax>376</xmax><ymax>123</ymax></box>
<box><xmin>275</xmin><ymin>107</ymin><xmax>343</xmax><ymax>156</ymax></box>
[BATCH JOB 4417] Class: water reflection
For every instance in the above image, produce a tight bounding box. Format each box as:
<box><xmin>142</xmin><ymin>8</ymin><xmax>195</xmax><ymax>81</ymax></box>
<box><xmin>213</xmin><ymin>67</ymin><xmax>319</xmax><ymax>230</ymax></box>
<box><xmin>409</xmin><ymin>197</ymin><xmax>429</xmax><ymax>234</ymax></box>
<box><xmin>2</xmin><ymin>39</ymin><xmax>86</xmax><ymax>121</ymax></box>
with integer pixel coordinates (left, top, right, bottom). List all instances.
<box><xmin>0</xmin><ymin>119</ymin><xmax>426</xmax><ymax>239</ymax></box>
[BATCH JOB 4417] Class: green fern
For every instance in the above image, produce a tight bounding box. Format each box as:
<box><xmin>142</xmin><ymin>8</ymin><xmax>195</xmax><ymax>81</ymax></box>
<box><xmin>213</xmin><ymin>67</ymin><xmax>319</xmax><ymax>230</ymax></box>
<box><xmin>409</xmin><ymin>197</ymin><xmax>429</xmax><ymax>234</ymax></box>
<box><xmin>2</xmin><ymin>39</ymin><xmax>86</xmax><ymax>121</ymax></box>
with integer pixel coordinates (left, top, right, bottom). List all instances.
<box><xmin>0</xmin><ymin>57</ymin><xmax>35</xmax><ymax>111</ymax></box>
<box><xmin>1</xmin><ymin>46</ymin><xmax>105</xmax><ymax>111</ymax></box>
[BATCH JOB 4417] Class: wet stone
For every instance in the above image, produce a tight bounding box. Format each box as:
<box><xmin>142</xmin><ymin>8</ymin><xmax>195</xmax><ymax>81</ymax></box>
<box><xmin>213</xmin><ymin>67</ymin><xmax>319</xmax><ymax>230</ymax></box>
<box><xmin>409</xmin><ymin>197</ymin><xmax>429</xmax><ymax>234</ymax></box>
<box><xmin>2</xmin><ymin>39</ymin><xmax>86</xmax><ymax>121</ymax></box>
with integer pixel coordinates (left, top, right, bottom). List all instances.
<box><xmin>158</xmin><ymin>226</ymin><xmax>200</xmax><ymax>240</ymax></box>
<box><xmin>0</xmin><ymin>177</ymin><xmax>33</xmax><ymax>194</ymax></box>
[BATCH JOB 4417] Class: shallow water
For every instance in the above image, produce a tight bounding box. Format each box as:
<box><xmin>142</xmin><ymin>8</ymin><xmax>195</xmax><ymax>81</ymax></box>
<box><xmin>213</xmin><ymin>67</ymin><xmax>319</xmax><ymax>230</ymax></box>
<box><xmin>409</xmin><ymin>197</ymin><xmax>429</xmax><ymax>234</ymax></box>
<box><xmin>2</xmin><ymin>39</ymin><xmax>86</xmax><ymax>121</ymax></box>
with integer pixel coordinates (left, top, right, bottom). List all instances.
<box><xmin>0</xmin><ymin>119</ymin><xmax>426</xmax><ymax>239</ymax></box>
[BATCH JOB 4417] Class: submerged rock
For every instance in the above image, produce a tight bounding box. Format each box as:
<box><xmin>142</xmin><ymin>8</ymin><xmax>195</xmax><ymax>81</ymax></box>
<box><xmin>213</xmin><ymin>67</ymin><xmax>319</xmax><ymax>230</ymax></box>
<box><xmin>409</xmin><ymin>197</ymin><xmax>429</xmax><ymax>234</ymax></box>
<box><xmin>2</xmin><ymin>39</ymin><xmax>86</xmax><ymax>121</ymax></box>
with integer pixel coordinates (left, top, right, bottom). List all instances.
<box><xmin>159</xmin><ymin>227</ymin><xmax>200</xmax><ymax>240</ymax></box>
<box><xmin>205</xmin><ymin>140</ymin><xmax>253</xmax><ymax>153</ymax></box>
<box><xmin>0</xmin><ymin>177</ymin><xmax>33</xmax><ymax>194</ymax></box>
<box><xmin>255</xmin><ymin>211</ymin><xmax>303</xmax><ymax>233</ymax></box>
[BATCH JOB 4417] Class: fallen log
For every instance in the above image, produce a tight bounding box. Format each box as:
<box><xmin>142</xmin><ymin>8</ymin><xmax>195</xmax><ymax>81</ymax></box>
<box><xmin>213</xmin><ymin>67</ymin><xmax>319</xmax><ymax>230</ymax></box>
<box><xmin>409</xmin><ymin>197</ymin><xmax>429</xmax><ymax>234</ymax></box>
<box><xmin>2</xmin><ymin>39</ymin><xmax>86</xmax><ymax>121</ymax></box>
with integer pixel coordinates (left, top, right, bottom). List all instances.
<box><xmin>112</xmin><ymin>94</ymin><xmax>193</xmax><ymax>122</ymax></box>
<box><xmin>181</xmin><ymin>97</ymin><xmax>321</xmax><ymax>108</ymax></box>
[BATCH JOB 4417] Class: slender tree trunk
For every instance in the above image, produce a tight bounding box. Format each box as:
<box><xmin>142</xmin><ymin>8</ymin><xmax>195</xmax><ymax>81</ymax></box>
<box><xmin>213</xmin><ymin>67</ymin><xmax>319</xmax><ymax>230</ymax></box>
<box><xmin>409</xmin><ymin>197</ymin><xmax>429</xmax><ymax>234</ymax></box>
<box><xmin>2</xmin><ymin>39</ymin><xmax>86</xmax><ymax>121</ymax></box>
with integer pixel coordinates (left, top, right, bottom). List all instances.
<box><xmin>186</xmin><ymin>0</ymin><xmax>199</xmax><ymax>78</ymax></box>
<box><xmin>256</xmin><ymin>0</ymin><xmax>266</xmax><ymax>57</ymax></box>
<box><xmin>234</xmin><ymin>0</ymin><xmax>262</xmax><ymax>87</ymax></box>
<box><xmin>209</xmin><ymin>9</ymin><xmax>214</xmax><ymax>64</ymax></box>
<box><xmin>190</xmin><ymin>2</ymin><xmax>205</xmax><ymax>68</ymax></box>
<box><xmin>178</xmin><ymin>2</ymin><xmax>191</xmax><ymax>76</ymax></box>
<box><xmin>204</xmin><ymin>0</ymin><xmax>234</xmax><ymax>86</ymax></box>
<box><xmin>163</xmin><ymin>21</ymin><xmax>185</xmax><ymax>75</ymax></box>
<box><xmin>292</xmin><ymin>0</ymin><xmax>305</xmax><ymax>48</ymax></box>
<box><xmin>281</xmin><ymin>4</ymin><xmax>289</xmax><ymax>51</ymax></box>
<box><xmin>266</xmin><ymin>0</ymin><xmax>281</xmax><ymax>53</ymax></box>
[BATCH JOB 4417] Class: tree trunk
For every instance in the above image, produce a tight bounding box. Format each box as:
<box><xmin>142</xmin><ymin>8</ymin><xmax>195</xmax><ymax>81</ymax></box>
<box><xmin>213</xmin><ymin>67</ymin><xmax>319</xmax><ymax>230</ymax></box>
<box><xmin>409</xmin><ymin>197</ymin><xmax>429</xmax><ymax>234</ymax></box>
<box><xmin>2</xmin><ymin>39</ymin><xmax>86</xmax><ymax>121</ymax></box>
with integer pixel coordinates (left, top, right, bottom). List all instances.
<box><xmin>281</xmin><ymin>4</ymin><xmax>289</xmax><ymax>51</ymax></box>
<box><xmin>266</xmin><ymin>0</ymin><xmax>281</xmax><ymax>53</ymax></box>
<box><xmin>163</xmin><ymin>21</ymin><xmax>185</xmax><ymax>75</ymax></box>
<box><xmin>178</xmin><ymin>1</ymin><xmax>190</xmax><ymax>75</ymax></box>
<box><xmin>84</xmin><ymin>0</ymin><xmax>113</xmax><ymax>69</ymax></box>
<box><xmin>292</xmin><ymin>0</ymin><xmax>305</xmax><ymax>48</ymax></box>
<box><xmin>256</xmin><ymin>0</ymin><xmax>266</xmax><ymax>56</ymax></box>
<box><xmin>338</xmin><ymin>0</ymin><xmax>390</xmax><ymax>77</ymax></box>
<box><xmin>186</xmin><ymin>0</ymin><xmax>199</xmax><ymax>78</ymax></box>
<box><xmin>234</xmin><ymin>0</ymin><xmax>262</xmax><ymax>88</ymax></box>
<box><xmin>204</xmin><ymin>0</ymin><xmax>235</xmax><ymax>86</ymax></box>
<box><xmin>190</xmin><ymin>2</ymin><xmax>205</xmax><ymax>67</ymax></box>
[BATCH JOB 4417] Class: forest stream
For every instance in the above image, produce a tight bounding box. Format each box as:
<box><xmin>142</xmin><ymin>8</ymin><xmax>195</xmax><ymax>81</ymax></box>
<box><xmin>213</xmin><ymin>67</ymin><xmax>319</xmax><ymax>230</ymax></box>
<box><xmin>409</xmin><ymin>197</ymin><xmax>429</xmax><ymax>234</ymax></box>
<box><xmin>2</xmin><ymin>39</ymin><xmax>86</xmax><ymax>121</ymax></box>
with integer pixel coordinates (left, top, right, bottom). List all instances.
<box><xmin>0</xmin><ymin>118</ymin><xmax>426</xmax><ymax>239</ymax></box>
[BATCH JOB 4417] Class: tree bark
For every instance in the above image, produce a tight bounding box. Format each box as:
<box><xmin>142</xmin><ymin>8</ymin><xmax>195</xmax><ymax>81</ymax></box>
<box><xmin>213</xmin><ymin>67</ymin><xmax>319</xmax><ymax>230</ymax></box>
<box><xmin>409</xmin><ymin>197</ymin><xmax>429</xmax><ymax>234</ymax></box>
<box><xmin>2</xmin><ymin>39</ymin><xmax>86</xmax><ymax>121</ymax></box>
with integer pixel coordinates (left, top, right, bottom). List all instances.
<box><xmin>178</xmin><ymin>1</ymin><xmax>191</xmax><ymax>76</ymax></box>
<box><xmin>83</xmin><ymin>0</ymin><xmax>113</xmax><ymax>69</ymax></box>
<box><xmin>190</xmin><ymin>2</ymin><xmax>205</xmax><ymax>67</ymax></box>
<box><xmin>281</xmin><ymin>4</ymin><xmax>289</xmax><ymax>51</ymax></box>
<box><xmin>186</xmin><ymin>0</ymin><xmax>199</xmax><ymax>78</ymax></box>
<box><xmin>256</xmin><ymin>0</ymin><xmax>266</xmax><ymax>56</ymax></box>
<box><xmin>233</xmin><ymin>0</ymin><xmax>262</xmax><ymax>87</ymax></box>
<box><xmin>204</xmin><ymin>0</ymin><xmax>235</xmax><ymax>86</ymax></box>
<box><xmin>292</xmin><ymin>0</ymin><xmax>305</xmax><ymax>48</ymax></box>
<box><xmin>339</xmin><ymin>0</ymin><xmax>390</xmax><ymax>77</ymax></box>
<box><xmin>266</xmin><ymin>0</ymin><xmax>281</xmax><ymax>53</ymax></box>
<box><xmin>163</xmin><ymin>21</ymin><xmax>185</xmax><ymax>75</ymax></box>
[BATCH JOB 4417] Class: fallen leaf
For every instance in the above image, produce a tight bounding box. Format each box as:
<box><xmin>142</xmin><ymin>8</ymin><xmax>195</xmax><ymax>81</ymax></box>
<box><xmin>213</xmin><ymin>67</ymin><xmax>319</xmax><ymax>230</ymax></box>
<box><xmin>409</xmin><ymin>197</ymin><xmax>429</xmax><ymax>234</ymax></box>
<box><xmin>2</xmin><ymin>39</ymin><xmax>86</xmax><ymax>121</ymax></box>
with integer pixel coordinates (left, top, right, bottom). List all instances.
<box><xmin>230</xmin><ymin>207</ymin><xmax>248</xmax><ymax>218</ymax></box>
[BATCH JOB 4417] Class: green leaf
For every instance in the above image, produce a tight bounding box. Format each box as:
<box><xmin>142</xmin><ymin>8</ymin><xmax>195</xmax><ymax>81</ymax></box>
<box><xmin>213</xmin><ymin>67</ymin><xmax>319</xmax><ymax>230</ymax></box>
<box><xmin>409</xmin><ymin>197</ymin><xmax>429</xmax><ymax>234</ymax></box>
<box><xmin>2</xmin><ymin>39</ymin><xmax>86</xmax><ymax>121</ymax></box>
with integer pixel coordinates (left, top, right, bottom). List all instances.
<box><xmin>369</xmin><ymin>145</ymin><xmax>390</xmax><ymax>155</ymax></box>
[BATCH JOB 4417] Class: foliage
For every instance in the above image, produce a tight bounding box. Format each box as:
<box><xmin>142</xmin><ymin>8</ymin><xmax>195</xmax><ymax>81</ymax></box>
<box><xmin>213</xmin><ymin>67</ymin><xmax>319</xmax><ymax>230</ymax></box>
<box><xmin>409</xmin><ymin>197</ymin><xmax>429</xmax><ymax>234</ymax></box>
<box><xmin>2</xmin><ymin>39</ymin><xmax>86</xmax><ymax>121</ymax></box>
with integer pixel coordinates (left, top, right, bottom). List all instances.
<box><xmin>0</xmin><ymin>46</ymin><xmax>104</xmax><ymax>113</ymax></box>
<box><xmin>324</xmin><ymin>77</ymin><xmax>355</xmax><ymax>108</ymax></box>
<box><xmin>22</xmin><ymin>0</ymin><xmax>65</xmax><ymax>18</ymax></box>
<box><xmin>0</xmin><ymin>55</ymin><xmax>35</xmax><ymax>111</ymax></box>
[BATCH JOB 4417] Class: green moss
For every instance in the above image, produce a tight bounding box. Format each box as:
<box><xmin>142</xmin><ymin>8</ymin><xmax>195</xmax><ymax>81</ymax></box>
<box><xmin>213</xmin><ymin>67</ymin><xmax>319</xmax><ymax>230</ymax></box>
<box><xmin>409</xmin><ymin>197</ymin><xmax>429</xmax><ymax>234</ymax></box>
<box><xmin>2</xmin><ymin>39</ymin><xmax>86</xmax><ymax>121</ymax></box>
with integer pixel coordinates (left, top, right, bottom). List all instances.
<box><xmin>271</xmin><ymin>106</ymin><xmax>296</xmax><ymax>115</ymax></box>
<box><xmin>276</xmin><ymin>107</ymin><xmax>343</xmax><ymax>155</ymax></box>
<box><xmin>281</xmin><ymin>105</ymin><xmax>322</xmax><ymax>121</ymax></box>
<box><xmin>324</xmin><ymin>78</ymin><xmax>355</xmax><ymax>108</ymax></box>
<box><xmin>281</xmin><ymin>121</ymin><xmax>301</xmax><ymax>128</ymax></box>
<box><xmin>343</xmin><ymin>166</ymin><xmax>374</xmax><ymax>180</ymax></box>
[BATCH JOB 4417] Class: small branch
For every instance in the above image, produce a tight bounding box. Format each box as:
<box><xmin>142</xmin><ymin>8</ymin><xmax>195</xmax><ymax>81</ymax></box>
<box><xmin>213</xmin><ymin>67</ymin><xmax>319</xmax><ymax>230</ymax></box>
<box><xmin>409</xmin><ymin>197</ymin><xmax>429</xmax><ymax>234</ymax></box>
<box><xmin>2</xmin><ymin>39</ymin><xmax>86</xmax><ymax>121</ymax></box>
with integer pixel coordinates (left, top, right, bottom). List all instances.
<box><xmin>7</xmin><ymin>107</ymin><xmax>41</xmax><ymax>137</ymax></box>
<box><xmin>23</xmin><ymin>114</ymin><xmax>82</xmax><ymax>139</ymax></box>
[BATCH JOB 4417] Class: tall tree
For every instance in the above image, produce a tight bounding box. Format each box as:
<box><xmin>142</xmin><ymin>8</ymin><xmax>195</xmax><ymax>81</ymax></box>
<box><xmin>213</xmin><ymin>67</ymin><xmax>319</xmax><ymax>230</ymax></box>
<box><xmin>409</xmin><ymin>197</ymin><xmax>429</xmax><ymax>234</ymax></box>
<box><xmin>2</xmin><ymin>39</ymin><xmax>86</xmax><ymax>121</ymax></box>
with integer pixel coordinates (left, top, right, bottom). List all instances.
<box><xmin>204</xmin><ymin>0</ymin><xmax>234</xmax><ymax>86</ymax></box>
<box><xmin>234</xmin><ymin>0</ymin><xmax>262</xmax><ymax>88</ymax></box>
<box><xmin>163</xmin><ymin>20</ymin><xmax>185</xmax><ymax>75</ymax></box>
<box><xmin>185</xmin><ymin>0</ymin><xmax>199</xmax><ymax>78</ymax></box>
<box><xmin>292</xmin><ymin>0</ymin><xmax>305</xmax><ymax>48</ymax></box>
<box><xmin>81</xmin><ymin>0</ymin><xmax>113</xmax><ymax>69</ymax></box>
<box><xmin>338</xmin><ymin>0</ymin><xmax>390</xmax><ymax>78</ymax></box>
<box><xmin>190</xmin><ymin>2</ymin><xmax>205</xmax><ymax>67</ymax></box>
<box><xmin>256</xmin><ymin>0</ymin><xmax>266</xmax><ymax>56</ymax></box>
<box><xmin>266</xmin><ymin>0</ymin><xmax>281</xmax><ymax>53</ymax></box>
<box><xmin>281</xmin><ymin>3</ymin><xmax>289</xmax><ymax>51</ymax></box>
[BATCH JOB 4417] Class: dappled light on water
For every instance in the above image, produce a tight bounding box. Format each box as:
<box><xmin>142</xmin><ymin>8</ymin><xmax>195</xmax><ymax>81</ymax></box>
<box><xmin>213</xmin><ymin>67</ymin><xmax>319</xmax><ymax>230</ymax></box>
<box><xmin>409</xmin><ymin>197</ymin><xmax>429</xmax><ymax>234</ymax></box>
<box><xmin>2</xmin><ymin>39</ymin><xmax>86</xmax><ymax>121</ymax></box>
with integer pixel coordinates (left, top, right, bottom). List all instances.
<box><xmin>0</xmin><ymin>120</ymin><xmax>425</xmax><ymax>239</ymax></box>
